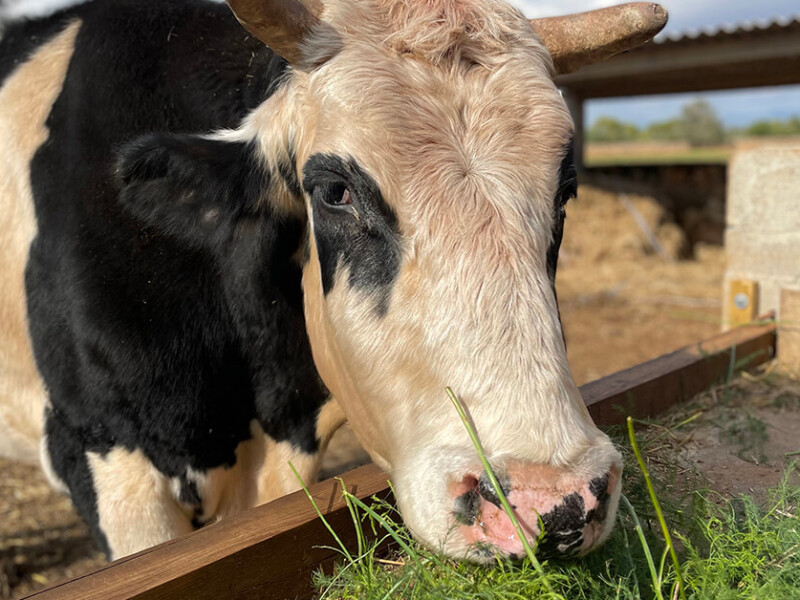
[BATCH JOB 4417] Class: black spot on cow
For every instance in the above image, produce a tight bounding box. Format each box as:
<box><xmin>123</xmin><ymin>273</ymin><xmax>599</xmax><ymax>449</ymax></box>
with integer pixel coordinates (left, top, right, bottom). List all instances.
<box><xmin>538</xmin><ymin>491</ymin><xmax>586</xmax><ymax>556</ymax></box>
<box><xmin>302</xmin><ymin>154</ymin><xmax>401</xmax><ymax>314</ymax></box>
<box><xmin>586</xmin><ymin>474</ymin><xmax>611</xmax><ymax>524</ymax></box>
<box><xmin>44</xmin><ymin>406</ymin><xmax>111</xmax><ymax>557</ymax></box>
<box><xmin>477</xmin><ymin>471</ymin><xmax>513</xmax><ymax>510</ymax></box>
<box><xmin>546</xmin><ymin>138</ymin><xmax>577</xmax><ymax>286</ymax></box>
<box><xmin>453</xmin><ymin>489</ymin><xmax>481</xmax><ymax>526</ymax></box>
<box><xmin>178</xmin><ymin>476</ymin><xmax>202</xmax><ymax>507</ymax></box>
<box><xmin>547</xmin><ymin>138</ymin><xmax>577</xmax><ymax>338</ymax></box>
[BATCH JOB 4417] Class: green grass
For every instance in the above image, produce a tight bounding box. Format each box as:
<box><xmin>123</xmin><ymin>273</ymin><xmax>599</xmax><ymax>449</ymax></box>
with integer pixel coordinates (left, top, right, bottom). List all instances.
<box><xmin>585</xmin><ymin>147</ymin><xmax>732</xmax><ymax>168</ymax></box>
<box><xmin>298</xmin><ymin>394</ymin><xmax>800</xmax><ymax>600</ymax></box>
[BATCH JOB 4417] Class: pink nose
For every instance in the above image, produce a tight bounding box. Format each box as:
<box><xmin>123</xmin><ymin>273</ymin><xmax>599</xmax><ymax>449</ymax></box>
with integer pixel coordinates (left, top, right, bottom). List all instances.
<box><xmin>450</xmin><ymin>462</ymin><xmax>620</xmax><ymax>559</ymax></box>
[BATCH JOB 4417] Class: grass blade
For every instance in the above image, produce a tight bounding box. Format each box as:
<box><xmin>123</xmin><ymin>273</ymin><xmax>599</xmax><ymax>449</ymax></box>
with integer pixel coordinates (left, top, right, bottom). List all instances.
<box><xmin>289</xmin><ymin>461</ymin><xmax>353</xmax><ymax>563</ymax></box>
<box><xmin>446</xmin><ymin>387</ymin><xmax>562</xmax><ymax>598</ymax></box>
<box><xmin>627</xmin><ymin>417</ymin><xmax>688</xmax><ymax>600</ymax></box>
<box><xmin>620</xmin><ymin>494</ymin><xmax>664</xmax><ymax>600</ymax></box>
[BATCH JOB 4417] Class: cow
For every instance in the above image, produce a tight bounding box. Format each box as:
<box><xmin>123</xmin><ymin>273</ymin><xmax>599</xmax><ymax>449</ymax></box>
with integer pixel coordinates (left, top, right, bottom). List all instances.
<box><xmin>0</xmin><ymin>0</ymin><xmax>666</xmax><ymax>562</ymax></box>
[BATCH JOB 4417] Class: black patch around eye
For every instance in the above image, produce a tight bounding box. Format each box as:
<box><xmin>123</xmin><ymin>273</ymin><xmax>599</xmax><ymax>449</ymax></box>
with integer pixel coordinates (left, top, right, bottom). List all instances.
<box><xmin>546</xmin><ymin>139</ymin><xmax>576</xmax><ymax>285</ymax></box>
<box><xmin>556</xmin><ymin>139</ymin><xmax>578</xmax><ymax>208</ymax></box>
<box><xmin>302</xmin><ymin>154</ymin><xmax>401</xmax><ymax>314</ymax></box>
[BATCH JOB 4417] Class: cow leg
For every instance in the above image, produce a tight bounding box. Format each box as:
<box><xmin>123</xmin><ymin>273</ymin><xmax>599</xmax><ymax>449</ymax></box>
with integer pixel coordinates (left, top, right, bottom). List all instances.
<box><xmin>256</xmin><ymin>398</ymin><xmax>346</xmax><ymax>504</ymax></box>
<box><xmin>86</xmin><ymin>447</ymin><xmax>195</xmax><ymax>560</ymax></box>
<box><xmin>44</xmin><ymin>410</ymin><xmax>194</xmax><ymax>559</ymax></box>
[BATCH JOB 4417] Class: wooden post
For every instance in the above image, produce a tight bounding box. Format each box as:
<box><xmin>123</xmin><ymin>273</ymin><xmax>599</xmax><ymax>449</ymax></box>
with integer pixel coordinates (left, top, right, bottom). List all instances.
<box><xmin>779</xmin><ymin>288</ymin><xmax>800</xmax><ymax>376</ymax></box>
<box><xmin>727</xmin><ymin>279</ymin><xmax>759</xmax><ymax>328</ymax></box>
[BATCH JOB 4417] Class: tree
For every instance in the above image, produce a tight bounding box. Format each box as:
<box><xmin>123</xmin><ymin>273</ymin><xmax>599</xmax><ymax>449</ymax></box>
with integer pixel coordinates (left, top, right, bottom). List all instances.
<box><xmin>586</xmin><ymin>117</ymin><xmax>640</xmax><ymax>143</ymax></box>
<box><xmin>745</xmin><ymin>117</ymin><xmax>800</xmax><ymax>137</ymax></box>
<box><xmin>680</xmin><ymin>99</ymin><xmax>725</xmax><ymax>147</ymax></box>
<box><xmin>644</xmin><ymin>119</ymin><xmax>684</xmax><ymax>141</ymax></box>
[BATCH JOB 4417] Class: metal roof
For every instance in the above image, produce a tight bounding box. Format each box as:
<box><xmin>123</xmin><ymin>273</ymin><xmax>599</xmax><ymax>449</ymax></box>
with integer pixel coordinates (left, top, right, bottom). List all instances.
<box><xmin>656</xmin><ymin>16</ymin><xmax>800</xmax><ymax>44</ymax></box>
<box><xmin>556</xmin><ymin>16</ymin><xmax>800</xmax><ymax>99</ymax></box>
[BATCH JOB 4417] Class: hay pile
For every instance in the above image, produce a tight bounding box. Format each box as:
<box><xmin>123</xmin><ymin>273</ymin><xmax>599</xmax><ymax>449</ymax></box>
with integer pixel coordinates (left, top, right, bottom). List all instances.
<box><xmin>560</xmin><ymin>185</ymin><xmax>688</xmax><ymax>265</ymax></box>
<box><xmin>556</xmin><ymin>186</ymin><xmax>725</xmax><ymax>304</ymax></box>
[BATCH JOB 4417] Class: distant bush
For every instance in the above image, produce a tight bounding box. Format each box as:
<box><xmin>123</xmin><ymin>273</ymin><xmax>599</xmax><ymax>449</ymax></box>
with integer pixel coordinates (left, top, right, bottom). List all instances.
<box><xmin>644</xmin><ymin>119</ymin><xmax>685</xmax><ymax>141</ymax></box>
<box><xmin>744</xmin><ymin>116</ymin><xmax>800</xmax><ymax>137</ymax></box>
<box><xmin>680</xmin><ymin>100</ymin><xmax>726</xmax><ymax>147</ymax></box>
<box><xmin>587</xmin><ymin>117</ymin><xmax>641</xmax><ymax>142</ymax></box>
<box><xmin>587</xmin><ymin>100</ymin><xmax>800</xmax><ymax>145</ymax></box>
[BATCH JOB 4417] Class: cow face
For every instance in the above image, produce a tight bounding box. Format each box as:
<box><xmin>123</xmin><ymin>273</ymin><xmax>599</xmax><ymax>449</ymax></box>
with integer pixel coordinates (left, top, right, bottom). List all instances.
<box><xmin>235</xmin><ymin>0</ymin><xmax>626</xmax><ymax>561</ymax></box>
<box><xmin>118</xmin><ymin>0</ymin><xmax>666</xmax><ymax>562</ymax></box>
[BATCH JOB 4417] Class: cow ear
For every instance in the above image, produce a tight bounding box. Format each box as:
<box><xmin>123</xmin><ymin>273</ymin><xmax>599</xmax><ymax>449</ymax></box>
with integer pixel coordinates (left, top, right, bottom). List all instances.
<box><xmin>116</xmin><ymin>134</ymin><xmax>269</xmax><ymax>248</ymax></box>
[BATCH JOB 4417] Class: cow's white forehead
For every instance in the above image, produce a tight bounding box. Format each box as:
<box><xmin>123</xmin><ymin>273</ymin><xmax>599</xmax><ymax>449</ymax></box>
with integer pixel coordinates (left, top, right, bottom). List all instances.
<box><xmin>305</xmin><ymin>1</ymin><xmax>566</xmax><ymax>177</ymax></box>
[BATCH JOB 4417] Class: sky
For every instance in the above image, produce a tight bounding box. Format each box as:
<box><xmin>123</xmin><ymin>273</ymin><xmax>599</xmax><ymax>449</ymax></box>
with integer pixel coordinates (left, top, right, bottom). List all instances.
<box><xmin>508</xmin><ymin>0</ymin><xmax>800</xmax><ymax>128</ymax></box>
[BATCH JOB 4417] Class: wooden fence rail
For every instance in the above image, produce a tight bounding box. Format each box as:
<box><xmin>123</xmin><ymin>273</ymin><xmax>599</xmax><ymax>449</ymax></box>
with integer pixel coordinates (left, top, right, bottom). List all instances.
<box><xmin>26</xmin><ymin>319</ymin><xmax>777</xmax><ymax>600</ymax></box>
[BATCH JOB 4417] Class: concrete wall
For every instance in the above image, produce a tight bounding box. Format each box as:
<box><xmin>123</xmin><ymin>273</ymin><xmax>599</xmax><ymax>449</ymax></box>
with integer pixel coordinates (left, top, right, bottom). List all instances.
<box><xmin>724</xmin><ymin>146</ymin><xmax>800</xmax><ymax>326</ymax></box>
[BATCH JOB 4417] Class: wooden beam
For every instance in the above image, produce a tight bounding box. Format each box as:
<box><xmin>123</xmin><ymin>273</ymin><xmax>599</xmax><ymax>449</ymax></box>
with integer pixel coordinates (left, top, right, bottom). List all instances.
<box><xmin>25</xmin><ymin>319</ymin><xmax>777</xmax><ymax>600</ymax></box>
<box><xmin>583</xmin><ymin>318</ymin><xmax>776</xmax><ymax>426</ymax></box>
<box><xmin>25</xmin><ymin>465</ymin><xmax>393</xmax><ymax>600</ymax></box>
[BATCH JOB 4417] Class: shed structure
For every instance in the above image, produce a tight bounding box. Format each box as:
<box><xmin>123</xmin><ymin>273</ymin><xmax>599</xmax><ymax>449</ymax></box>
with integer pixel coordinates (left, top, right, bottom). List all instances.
<box><xmin>557</xmin><ymin>18</ymin><xmax>800</xmax><ymax>168</ymax></box>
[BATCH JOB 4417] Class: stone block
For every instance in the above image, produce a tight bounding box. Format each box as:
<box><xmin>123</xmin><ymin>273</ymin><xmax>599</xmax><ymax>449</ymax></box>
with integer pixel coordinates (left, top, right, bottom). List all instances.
<box><xmin>727</xmin><ymin>147</ymin><xmax>800</xmax><ymax>233</ymax></box>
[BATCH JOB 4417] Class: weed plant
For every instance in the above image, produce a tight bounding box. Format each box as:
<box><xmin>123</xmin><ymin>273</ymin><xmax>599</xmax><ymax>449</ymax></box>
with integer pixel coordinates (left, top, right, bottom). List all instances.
<box><xmin>295</xmin><ymin>389</ymin><xmax>800</xmax><ymax>600</ymax></box>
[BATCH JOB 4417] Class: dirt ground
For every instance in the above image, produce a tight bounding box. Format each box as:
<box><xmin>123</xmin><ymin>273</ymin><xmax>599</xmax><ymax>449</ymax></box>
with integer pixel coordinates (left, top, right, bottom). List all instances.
<box><xmin>632</xmin><ymin>370</ymin><xmax>800</xmax><ymax>506</ymax></box>
<box><xmin>0</xmin><ymin>185</ymin><xmax>778</xmax><ymax>599</ymax></box>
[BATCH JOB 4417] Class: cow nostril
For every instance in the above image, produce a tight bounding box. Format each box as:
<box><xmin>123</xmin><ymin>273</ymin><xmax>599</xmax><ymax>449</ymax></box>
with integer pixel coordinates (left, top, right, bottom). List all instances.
<box><xmin>477</xmin><ymin>470</ymin><xmax>512</xmax><ymax>510</ymax></box>
<box><xmin>452</xmin><ymin>475</ymin><xmax>480</xmax><ymax>525</ymax></box>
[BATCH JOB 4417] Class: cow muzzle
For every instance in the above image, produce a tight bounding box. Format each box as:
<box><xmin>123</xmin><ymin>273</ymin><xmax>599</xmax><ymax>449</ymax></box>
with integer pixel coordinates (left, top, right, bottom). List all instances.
<box><xmin>449</xmin><ymin>460</ymin><xmax>622</xmax><ymax>560</ymax></box>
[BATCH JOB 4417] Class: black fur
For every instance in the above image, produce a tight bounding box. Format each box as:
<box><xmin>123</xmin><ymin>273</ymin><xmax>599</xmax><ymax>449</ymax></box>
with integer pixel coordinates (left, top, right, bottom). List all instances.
<box><xmin>539</xmin><ymin>492</ymin><xmax>586</xmax><ymax>556</ymax></box>
<box><xmin>586</xmin><ymin>474</ymin><xmax>611</xmax><ymax>524</ymax></box>
<box><xmin>547</xmin><ymin>139</ymin><xmax>577</xmax><ymax>285</ymax></box>
<box><xmin>116</xmin><ymin>136</ymin><xmax>270</xmax><ymax>251</ymax></box>
<box><xmin>477</xmin><ymin>470</ymin><xmax>513</xmax><ymax>510</ymax></box>
<box><xmin>453</xmin><ymin>489</ymin><xmax>481</xmax><ymax>526</ymax></box>
<box><xmin>13</xmin><ymin>0</ymin><xmax>327</xmax><ymax>555</ymax></box>
<box><xmin>0</xmin><ymin>11</ymin><xmax>76</xmax><ymax>85</ymax></box>
<box><xmin>44</xmin><ymin>406</ymin><xmax>111</xmax><ymax>557</ymax></box>
<box><xmin>277</xmin><ymin>145</ymin><xmax>303</xmax><ymax>198</ymax></box>
<box><xmin>302</xmin><ymin>153</ymin><xmax>402</xmax><ymax>314</ymax></box>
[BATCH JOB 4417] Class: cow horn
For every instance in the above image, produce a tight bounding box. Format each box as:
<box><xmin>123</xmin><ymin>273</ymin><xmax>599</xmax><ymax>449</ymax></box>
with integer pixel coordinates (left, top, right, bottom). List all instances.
<box><xmin>226</xmin><ymin>0</ymin><xmax>323</xmax><ymax>64</ymax></box>
<box><xmin>530</xmin><ymin>3</ymin><xmax>668</xmax><ymax>75</ymax></box>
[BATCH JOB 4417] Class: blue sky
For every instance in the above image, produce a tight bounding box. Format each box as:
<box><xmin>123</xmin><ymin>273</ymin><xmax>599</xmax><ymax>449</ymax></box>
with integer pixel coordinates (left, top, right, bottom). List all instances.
<box><xmin>508</xmin><ymin>0</ymin><xmax>800</xmax><ymax>127</ymax></box>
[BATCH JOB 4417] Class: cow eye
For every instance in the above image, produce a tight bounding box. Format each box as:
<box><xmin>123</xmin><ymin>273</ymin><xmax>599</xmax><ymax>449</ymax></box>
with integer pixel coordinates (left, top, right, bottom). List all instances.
<box><xmin>321</xmin><ymin>183</ymin><xmax>352</xmax><ymax>207</ymax></box>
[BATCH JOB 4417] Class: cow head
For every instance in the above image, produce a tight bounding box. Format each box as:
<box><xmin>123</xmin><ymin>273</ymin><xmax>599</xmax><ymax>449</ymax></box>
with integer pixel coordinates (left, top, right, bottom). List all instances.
<box><xmin>119</xmin><ymin>0</ymin><xmax>666</xmax><ymax>561</ymax></box>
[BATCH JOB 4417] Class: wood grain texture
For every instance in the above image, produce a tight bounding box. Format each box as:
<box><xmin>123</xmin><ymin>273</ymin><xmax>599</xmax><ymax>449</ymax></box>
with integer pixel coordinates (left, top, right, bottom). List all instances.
<box><xmin>583</xmin><ymin>318</ymin><xmax>776</xmax><ymax>426</ymax></box>
<box><xmin>25</xmin><ymin>320</ymin><xmax>777</xmax><ymax>600</ymax></box>
<box><xmin>25</xmin><ymin>465</ymin><xmax>393</xmax><ymax>600</ymax></box>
